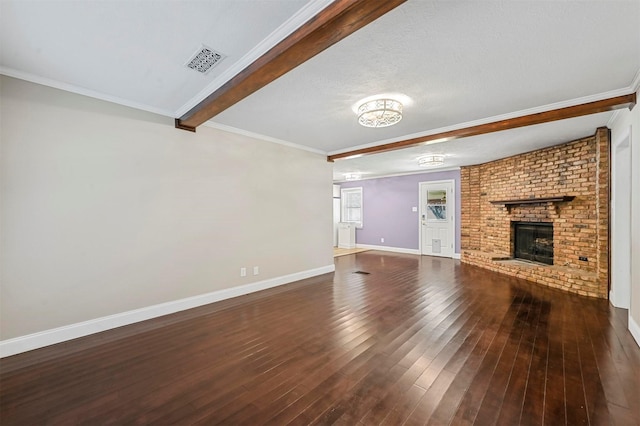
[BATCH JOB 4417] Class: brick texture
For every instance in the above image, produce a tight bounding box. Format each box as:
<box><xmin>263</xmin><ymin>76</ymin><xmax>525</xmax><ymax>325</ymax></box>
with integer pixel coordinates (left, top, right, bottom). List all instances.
<box><xmin>460</xmin><ymin>128</ymin><xmax>610</xmax><ymax>298</ymax></box>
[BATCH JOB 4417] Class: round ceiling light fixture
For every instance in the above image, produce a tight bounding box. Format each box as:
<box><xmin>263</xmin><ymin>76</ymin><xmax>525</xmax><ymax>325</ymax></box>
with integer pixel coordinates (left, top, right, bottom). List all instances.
<box><xmin>357</xmin><ymin>98</ymin><xmax>403</xmax><ymax>128</ymax></box>
<box><xmin>417</xmin><ymin>154</ymin><xmax>445</xmax><ymax>167</ymax></box>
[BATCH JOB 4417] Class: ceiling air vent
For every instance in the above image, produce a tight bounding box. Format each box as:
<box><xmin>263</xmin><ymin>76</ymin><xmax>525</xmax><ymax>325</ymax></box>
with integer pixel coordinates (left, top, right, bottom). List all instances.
<box><xmin>186</xmin><ymin>46</ymin><xmax>225</xmax><ymax>74</ymax></box>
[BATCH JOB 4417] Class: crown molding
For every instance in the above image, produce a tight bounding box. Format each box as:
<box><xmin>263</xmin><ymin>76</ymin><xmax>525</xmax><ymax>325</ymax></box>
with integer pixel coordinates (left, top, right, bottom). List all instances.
<box><xmin>203</xmin><ymin>121</ymin><xmax>327</xmax><ymax>155</ymax></box>
<box><xmin>0</xmin><ymin>67</ymin><xmax>175</xmax><ymax>118</ymax></box>
<box><xmin>0</xmin><ymin>1</ymin><xmax>336</xmax><ymax>123</ymax></box>
<box><xmin>176</xmin><ymin>0</ymin><xmax>406</xmax><ymax>129</ymax></box>
<box><xmin>631</xmin><ymin>67</ymin><xmax>640</xmax><ymax>92</ymax></box>
<box><xmin>174</xmin><ymin>0</ymin><xmax>334</xmax><ymax>118</ymax></box>
<box><xmin>328</xmin><ymin>87</ymin><xmax>636</xmax><ymax>157</ymax></box>
<box><xmin>607</xmin><ymin>68</ymin><xmax>640</xmax><ymax>127</ymax></box>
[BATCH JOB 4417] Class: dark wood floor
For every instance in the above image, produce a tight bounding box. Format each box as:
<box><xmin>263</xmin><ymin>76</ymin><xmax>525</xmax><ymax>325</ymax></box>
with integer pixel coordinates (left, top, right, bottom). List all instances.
<box><xmin>1</xmin><ymin>252</ymin><xmax>640</xmax><ymax>425</ymax></box>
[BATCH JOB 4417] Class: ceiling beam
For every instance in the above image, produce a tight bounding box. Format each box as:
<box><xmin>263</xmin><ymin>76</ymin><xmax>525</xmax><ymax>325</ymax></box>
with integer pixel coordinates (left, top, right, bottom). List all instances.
<box><xmin>176</xmin><ymin>0</ymin><xmax>407</xmax><ymax>131</ymax></box>
<box><xmin>328</xmin><ymin>92</ymin><xmax>637</xmax><ymax>162</ymax></box>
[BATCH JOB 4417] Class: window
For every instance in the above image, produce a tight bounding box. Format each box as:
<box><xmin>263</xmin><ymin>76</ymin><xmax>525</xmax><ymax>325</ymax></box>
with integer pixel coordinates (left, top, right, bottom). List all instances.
<box><xmin>426</xmin><ymin>189</ymin><xmax>447</xmax><ymax>221</ymax></box>
<box><xmin>341</xmin><ymin>187</ymin><xmax>363</xmax><ymax>228</ymax></box>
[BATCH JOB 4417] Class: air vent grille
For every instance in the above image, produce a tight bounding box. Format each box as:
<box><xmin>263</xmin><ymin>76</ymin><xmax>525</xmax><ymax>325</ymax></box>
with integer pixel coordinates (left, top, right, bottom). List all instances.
<box><xmin>186</xmin><ymin>46</ymin><xmax>225</xmax><ymax>74</ymax></box>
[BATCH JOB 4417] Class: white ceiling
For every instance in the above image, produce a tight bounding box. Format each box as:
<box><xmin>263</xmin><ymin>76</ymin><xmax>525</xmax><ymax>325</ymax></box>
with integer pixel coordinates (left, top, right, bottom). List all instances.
<box><xmin>1</xmin><ymin>0</ymin><xmax>639</xmax><ymax>181</ymax></box>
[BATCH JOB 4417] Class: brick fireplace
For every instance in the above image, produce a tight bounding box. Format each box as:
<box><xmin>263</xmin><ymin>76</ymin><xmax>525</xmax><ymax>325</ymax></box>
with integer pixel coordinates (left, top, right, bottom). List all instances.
<box><xmin>461</xmin><ymin>127</ymin><xmax>609</xmax><ymax>298</ymax></box>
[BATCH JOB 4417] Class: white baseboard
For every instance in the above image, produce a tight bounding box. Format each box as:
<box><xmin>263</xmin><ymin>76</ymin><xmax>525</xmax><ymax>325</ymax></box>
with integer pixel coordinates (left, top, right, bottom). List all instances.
<box><xmin>356</xmin><ymin>244</ymin><xmax>461</xmax><ymax>259</ymax></box>
<box><xmin>629</xmin><ymin>313</ymin><xmax>640</xmax><ymax>349</ymax></box>
<box><xmin>356</xmin><ymin>244</ymin><xmax>420</xmax><ymax>255</ymax></box>
<box><xmin>0</xmin><ymin>264</ymin><xmax>335</xmax><ymax>358</ymax></box>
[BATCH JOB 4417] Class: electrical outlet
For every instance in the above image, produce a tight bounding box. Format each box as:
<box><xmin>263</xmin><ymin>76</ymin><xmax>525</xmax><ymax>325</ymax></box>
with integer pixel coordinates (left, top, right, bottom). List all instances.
<box><xmin>412</xmin><ymin>207</ymin><xmax>417</xmax><ymax>212</ymax></box>
<box><xmin>380</xmin><ymin>237</ymin><xmax>385</xmax><ymax>243</ymax></box>
<box><xmin>240</xmin><ymin>267</ymin><xmax>247</xmax><ymax>277</ymax></box>
<box><xmin>253</xmin><ymin>266</ymin><xmax>259</xmax><ymax>275</ymax></box>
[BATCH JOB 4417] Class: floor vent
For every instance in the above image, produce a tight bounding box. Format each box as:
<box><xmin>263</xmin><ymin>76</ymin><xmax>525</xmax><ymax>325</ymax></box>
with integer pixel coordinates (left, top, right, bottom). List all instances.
<box><xmin>186</xmin><ymin>46</ymin><xmax>225</xmax><ymax>74</ymax></box>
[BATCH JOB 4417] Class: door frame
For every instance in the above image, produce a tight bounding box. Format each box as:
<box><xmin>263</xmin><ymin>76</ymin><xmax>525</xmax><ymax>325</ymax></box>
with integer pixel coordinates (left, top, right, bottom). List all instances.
<box><xmin>610</xmin><ymin>125</ymin><xmax>632</xmax><ymax>308</ymax></box>
<box><xmin>419</xmin><ymin>179</ymin><xmax>456</xmax><ymax>258</ymax></box>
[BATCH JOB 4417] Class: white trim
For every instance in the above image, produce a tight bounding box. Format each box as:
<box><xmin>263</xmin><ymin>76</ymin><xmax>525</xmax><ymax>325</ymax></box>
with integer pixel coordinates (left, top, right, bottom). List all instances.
<box><xmin>174</xmin><ymin>0</ymin><xmax>333</xmax><ymax>117</ymax></box>
<box><xmin>328</xmin><ymin>87</ymin><xmax>639</xmax><ymax>157</ymax></box>
<box><xmin>0</xmin><ymin>264</ymin><xmax>335</xmax><ymax>358</ymax></box>
<box><xmin>203</xmin><ymin>121</ymin><xmax>326</xmax><ymax>155</ymax></box>
<box><xmin>629</xmin><ymin>313</ymin><xmax>640</xmax><ymax>349</ymax></box>
<box><xmin>453</xmin><ymin>253</ymin><xmax>461</xmax><ymax>260</ymax></box>
<box><xmin>610</xmin><ymin>126</ymin><xmax>632</xmax><ymax>309</ymax></box>
<box><xmin>0</xmin><ymin>67</ymin><xmax>176</xmax><ymax>118</ymax></box>
<box><xmin>609</xmin><ymin>82</ymin><xmax>640</xmax><ymax>127</ymax></box>
<box><xmin>341</xmin><ymin>186</ymin><xmax>363</xmax><ymax>229</ymax></box>
<box><xmin>608</xmin><ymin>109</ymin><xmax>623</xmax><ymax>128</ymax></box>
<box><xmin>630</xmin><ymin>67</ymin><xmax>640</xmax><ymax>92</ymax></box>
<box><xmin>0</xmin><ymin>0</ymin><xmax>335</xmax><ymax>124</ymax></box>
<box><xmin>419</xmin><ymin>180</ymin><xmax>456</xmax><ymax>258</ymax></box>
<box><xmin>356</xmin><ymin>244</ymin><xmax>420</xmax><ymax>255</ymax></box>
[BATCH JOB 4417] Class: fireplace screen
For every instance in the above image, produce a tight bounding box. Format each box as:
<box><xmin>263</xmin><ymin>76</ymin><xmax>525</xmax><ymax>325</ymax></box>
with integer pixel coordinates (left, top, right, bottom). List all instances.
<box><xmin>513</xmin><ymin>222</ymin><xmax>553</xmax><ymax>265</ymax></box>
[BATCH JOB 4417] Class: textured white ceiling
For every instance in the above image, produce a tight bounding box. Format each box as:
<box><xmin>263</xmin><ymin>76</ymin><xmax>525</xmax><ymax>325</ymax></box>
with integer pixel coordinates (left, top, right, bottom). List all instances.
<box><xmin>213</xmin><ymin>0</ymin><xmax>639</xmax><ymax>153</ymax></box>
<box><xmin>0</xmin><ymin>0</ymin><xmax>317</xmax><ymax>115</ymax></box>
<box><xmin>332</xmin><ymin>112</ymin><xmax>614</xmax><ymax>181</ymax></box>
<box><xmin>1</xmin><ymin>0</ymin><xmax>639</xmax><ymax>181</ymax></box>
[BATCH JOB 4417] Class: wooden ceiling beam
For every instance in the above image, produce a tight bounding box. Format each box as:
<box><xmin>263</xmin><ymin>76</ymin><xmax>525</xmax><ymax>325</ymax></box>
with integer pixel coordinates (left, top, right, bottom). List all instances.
<box><xmin>176</xmin><ymin>0</ymin><xmax>407</xmax><ymax>131</ymax></box>
<box><xmin>328</xmin><ymin>92</ymin><xmax>636</xmax><ymax>162</ymax></box>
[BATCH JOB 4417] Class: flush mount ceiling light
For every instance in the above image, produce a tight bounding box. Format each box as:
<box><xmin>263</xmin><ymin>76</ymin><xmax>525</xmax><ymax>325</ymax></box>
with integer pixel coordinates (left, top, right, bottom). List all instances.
<box><xmin>357</xmin><ymin>98</ymin><xmax>403</xmax><ymax>128</ymax></box>
<box><xmin>344</xmin><ymin>173</ymin><xmax>362</xmax><ymax>181</ymax></box>
<box><xmin>418</xmin><ymin>155</ymin><xmax>445</xmax><ymax>167</ymax></box>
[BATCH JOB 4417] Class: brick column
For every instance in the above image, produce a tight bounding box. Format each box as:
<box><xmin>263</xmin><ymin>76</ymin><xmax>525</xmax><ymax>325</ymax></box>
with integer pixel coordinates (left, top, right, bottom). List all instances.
<box><xmin>461</xmin><ymin>166</ymin><xmax>481</xmax><ymax>251</ymax></box>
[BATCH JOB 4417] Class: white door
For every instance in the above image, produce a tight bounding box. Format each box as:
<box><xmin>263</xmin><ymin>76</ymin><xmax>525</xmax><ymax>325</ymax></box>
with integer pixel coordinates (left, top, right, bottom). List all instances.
<box><xmin>420</xmin><ymin>180</ymin><xmax>454</xmax><ymax>257</ymax></box>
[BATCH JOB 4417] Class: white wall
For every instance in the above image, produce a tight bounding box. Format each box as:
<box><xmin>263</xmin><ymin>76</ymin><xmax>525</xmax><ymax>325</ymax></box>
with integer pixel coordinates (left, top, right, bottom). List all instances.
<box><xmin>610</xmin><ymin>89</ymin><xmax>640</xmax><ymax>347</ymax></box>
<box><xmin>0</xmin><ymin>76</ymin><xmax>334</xmax><ymax>344</ymax></box>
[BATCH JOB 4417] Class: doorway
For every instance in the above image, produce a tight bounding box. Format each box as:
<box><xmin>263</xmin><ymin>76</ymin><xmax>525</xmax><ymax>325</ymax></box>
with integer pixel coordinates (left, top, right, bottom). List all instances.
<box><xmin>419</xmin><ymin>180</ymin><xmax>455</xmax><ymax>257</ymax></box>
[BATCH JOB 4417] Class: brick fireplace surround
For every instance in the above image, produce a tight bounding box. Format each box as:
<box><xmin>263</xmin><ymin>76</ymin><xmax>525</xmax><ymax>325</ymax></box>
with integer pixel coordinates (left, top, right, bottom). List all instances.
<box><xmin>461</xmin><ymin>127</ymin><xmax>609</xmax><ymax>298</ymax></box>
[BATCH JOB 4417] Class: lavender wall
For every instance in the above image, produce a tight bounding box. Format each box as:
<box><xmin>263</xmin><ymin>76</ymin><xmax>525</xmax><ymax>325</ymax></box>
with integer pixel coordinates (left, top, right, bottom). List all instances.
<box><xmin>340</xmin><ymin>170</ymin><xmax>461</xmax><ymax>253</ymax></box>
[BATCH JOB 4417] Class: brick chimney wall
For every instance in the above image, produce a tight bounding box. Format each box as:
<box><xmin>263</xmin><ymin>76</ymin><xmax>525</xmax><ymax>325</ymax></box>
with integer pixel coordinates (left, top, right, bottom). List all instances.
<box><xmin>460</xmin><ymin>128</ymin><xmax>610</xmax><ymax>298</ymax></box>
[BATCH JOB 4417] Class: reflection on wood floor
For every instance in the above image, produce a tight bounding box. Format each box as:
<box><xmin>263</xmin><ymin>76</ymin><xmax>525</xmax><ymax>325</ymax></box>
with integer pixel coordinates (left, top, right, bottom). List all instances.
<box><xmin>1</xmin><ymin>251</ymin><xmax>639</xmax><ymax>425</ymax></box>
<box><xmin>333</xmin><ymin>246</ymin><xmax>369</xmax><ymax>257</ymax></box>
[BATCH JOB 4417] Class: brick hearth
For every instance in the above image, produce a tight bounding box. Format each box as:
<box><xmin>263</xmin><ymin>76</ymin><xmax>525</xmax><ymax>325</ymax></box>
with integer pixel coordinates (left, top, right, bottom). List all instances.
<box><xmin>460</xmin><ymin>127</ymin><xmax>609</xmax><ymax>298</ymax></box>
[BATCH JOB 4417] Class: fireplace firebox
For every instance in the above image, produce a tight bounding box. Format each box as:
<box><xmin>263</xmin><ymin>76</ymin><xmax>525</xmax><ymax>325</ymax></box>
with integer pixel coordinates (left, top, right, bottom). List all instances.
<box><xmin>513</xmin><ymin>222</ymin><xmax>553</xmax><ymax>265</ymax></box>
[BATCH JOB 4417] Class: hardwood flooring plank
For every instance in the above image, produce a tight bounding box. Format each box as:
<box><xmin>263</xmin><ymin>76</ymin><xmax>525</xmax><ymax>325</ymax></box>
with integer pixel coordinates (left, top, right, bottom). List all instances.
<box><xmin>562</xmin><ymin>299</ymin><xmax>590</xmax><ymax>425</ymax></box>
<box><xmin>473</xmin><ymin>290</ymin><xmax>538</xmax><ymax>425</ymax></box>
<box><xmin>404</xmin><ymin>369</ymin><xmax>457</xmax><ymax>425</ymax></box>
<box><xmin>450</xmin><ymin>288</ymin><xmax>527</xmax><ymax>424</ymax></box>
<box><xmin>494</xmin><ymin>292</ymin><xmax>544</xmax><ymax>425</ymax></box>
<box><xmin>519</xmin><ymin>297</ymin><xmax>551</xmax><ymax>426</ymax></box>
<box><xmin>1</xmin><ymin>252</ymin><xmax>639</xmax><ymax>426</ymax></box>
<box><xmin>427</xmin><ymin>299</ymin><xmax>505</xmax><ymax>425</ymax></box>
